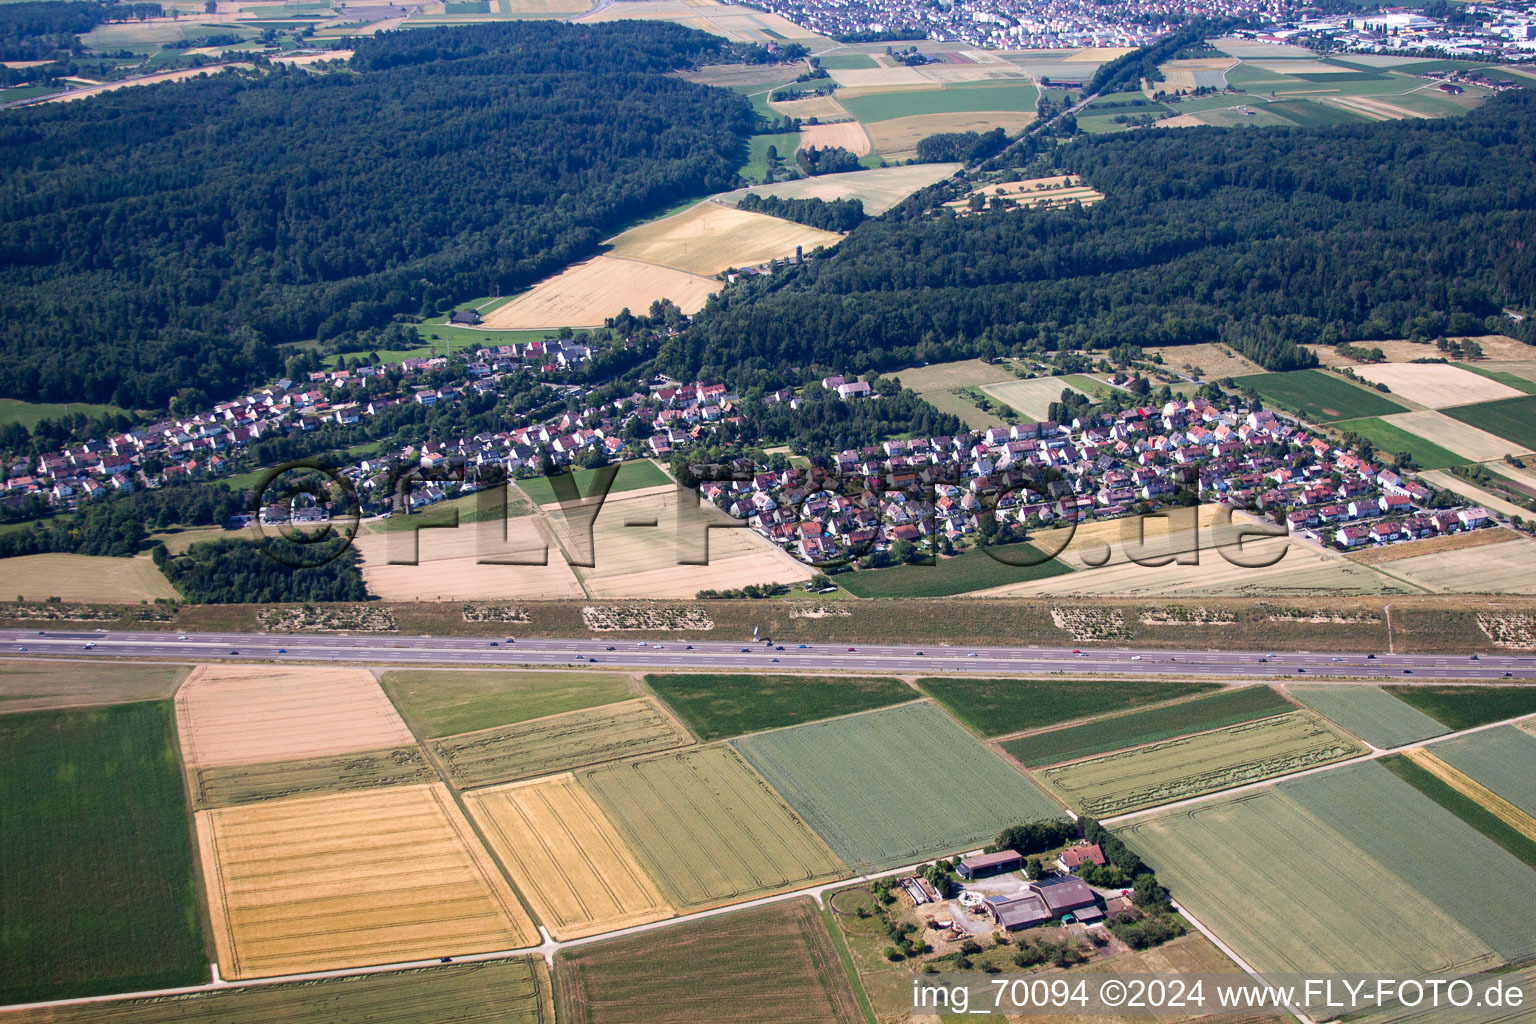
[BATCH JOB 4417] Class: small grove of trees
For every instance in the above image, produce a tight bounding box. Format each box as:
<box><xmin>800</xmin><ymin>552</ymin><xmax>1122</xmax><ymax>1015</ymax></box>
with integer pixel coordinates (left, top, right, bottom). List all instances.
<box><xmin>735</xmin><ymin>193</ymin><xmax>865</xmax><ymax>232</ymax></box>
<box><xmin>915</xmin><ymin>127</ymin><xmax>1008</xmax><ymax>165</ymax></box>
<box><xmin>795</xmin><ymin>145</ymin><xmax>861</xmax><ymax>176</ymax></box>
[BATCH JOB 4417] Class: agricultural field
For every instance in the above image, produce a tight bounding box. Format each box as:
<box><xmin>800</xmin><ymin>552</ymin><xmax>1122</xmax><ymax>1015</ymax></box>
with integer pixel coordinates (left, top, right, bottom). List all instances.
<box><xmin>733</xmin><ymin>701</ymin><xmax>1065</xmax><ymax>871</ymax></box>
<box><xmin>1350</xmin><ymin>362</ymin><xmax>1526</xmax><ymax>408</ymax></box>
<box><xmin>1418</xmin><ymin>469</ymin><xmax>1535</xmax><ymax>520</ymax></box>
<box><xmin>190</xmin><ymin>745</ymin><xmax>437</xmax><ymax>808</ymax></box>
<box><xmin>574</xmin><ymin>0</ymin><xmax>832</xmax><ymax>46</ymax></box>
<box><xmin>431</xmin><ymin>697</ymin><xmax>694</xmax><ymax>787</ymax></box>
<box><xmin>797</xmin><ymin>120</ymin><xmax>872</xmax><ymax>155</ymax></box>
<box><xmin>1231</xmin><ymin>369</ymin><xmax>1409</xmax><ymax>421</ymax></box>
<box><xmin>175</xmin><ymin>665</ymin><xmax>416</xmax><ymax>767</ymax></box>
<box><xmin>1433</xmin><ymin>724</ymin><xmax>1536</xmax><ymax>818</ymax></box>
<box><xmin>380</xmin><ymin>669</ymin><xmax>637</xmax><ymax>738</ymax></box>
<box><xmin>354</xmin><ymin>516</ymin><xmax>586</xmax><ymax>602</ymax></box>
<box><xmin>1380</xmin><ymin>411</ymin><xmax>1533</xmax><ymax>462</ymax></box>
<box><xmin>465</xmin><ymin>775</ymin><xmax>672</xmax><ymax>940</ymax></box>
<box><xmin>1037</xmin><ymin>710</ymin><xmax>1365</xmax><ymax>816</ymax></box>
<box><xmin>893</xmin><ymin>357</ymin><xmax>1014</xmax><ymax>393</ymax></box>
<box><xmin>548</xmin><ymin>484</ymin><xmax>814</xmax><ymax>598</ymax></box>
<box><xmin>479</xmin><ymin>256</ymin><xmax>719</xmax><ymax>329</ymax></box>
<box><xmin>1331</xmin><ymin>416</ymin><xmax>1467</xmax><ymax>470</ymax></box>
<box><xmin>864</xmin><ymin>110</ymin><xmax>1035</xmax><ymax>161</ymax></box>
<box><xmin>579</xmin><ymin>745</ymin><xmax>846</xmax><ymax>910</ymax></box>
<box><xmin>978</xmin><ymin>374</ymin><xmax>1090</xmax><ymax>419</ymax></box>
<box><xmin>1383</xmin><ymin>749</ymin><xmax>1536</xmax><ymax>868</ymax></box>
<box><xmin>723</xmin><ymin>163</ymin><xmax>962</xmax><ymax>216</ymax></box>
<box><xmin>1460</xmin><ymin>360</ymin><xmax>1536</xmax><ymax>392</ymax></box>
<box><xmin>1382</xmin><ymin>685</ymin><xmax>1536</xmax><ymax>730</ymax></box>
<box><xmin>836</xmin><ymin>544</ymin><xmax>1073</xmax><ymax>597</ymax></box>
<box><xmin>1118</xmin><ymin>775</ymin><xmax>1507</xmax><ymax>975</ymax></box>
<box><xmin>554</xmin><ymin>899</ymin><xmax>862</xmax><ymax>1024</ymax></box>
<box><xmin>0</xmin><ymin>397</ymin><xmax>129</xmax><ymax>430</ymax></box>
<box><xmin>0</xmin><ymin>958</ymin><xmax>554</xmax><ymax>1024</ymax></box>
<box><xmin>515</xmin><ymin>458</ymin><xmax>672</xmax><ymax>506</ymax></box>
<box><xmin>604</xmin><ymin>200</ymin><xmax>842</xmax><ymax>277</ymax></box>
<box><xmin>196</xmin><ymin>783</ymin><xmax>538</xmax><ymax>978</ymax></box>
<box><xmin>916</xmin><ymin>676</ymin><xmax>1219</xmax><ymax>738</ymax></box>
<box><xmin>1002</xmin><ymin>685</ymin><xmax>1295</xmax><ymax>767</ymax></box>
<box><xmin>1286</xmin><ymin>684</ymin><xmax>1449</xmax><ymax>748</ymax></box>
<box><xmin>1443</xmin><ymin>395</ymin><xmax>1536</xmax><ymax>452</ymax></box>
<box><xmin>1350</xmin><ymin>962</ymin><xmax>1536</xmax><ymax>1024</ymax></box>
<box><xmin>1369</xmin><ymin>537</ymin><xmax>1536</xmax><ymax>595</ymax></box>
<box><xmin>0</xmin><ymin>703</ymin><xmax>206</xmax><ymax>1006</ymax></box>
<box><xmin>0</xmin><ymin>660</ymin><xmax>186</xmax><ymax>714</ymax></box>
<box><xmin>1346</xmin><ymin>527</ymin><xmax>1519</xmax><ymax>566</ymax></box>
<box><xmin>3</xmin><ymin>552</ymin><xmax>180</xmax><ymax>603</ymax></box>
<box><xmin>837</xmin><ymin>82</ymin><xmax>1038</xmax><ymax>121</ymax></box>
<box><xmin>362</xmin><ymin>486</ymin><xmax>535</xmax><ymax>535</ymax></box>
<box><xmin>943</xmin><ymin>174</ymin><xmax>1105</xmax><ymax>214</ymax></box>
<box><xmin>643</xmin><ymin>673</ymin><xmax>914</xmax><ymax>740</ymax></box>
<box><xmin>1144</xmin><ymin>342</ymin><xmax>1265</xmax><ymax>379</ymax></box>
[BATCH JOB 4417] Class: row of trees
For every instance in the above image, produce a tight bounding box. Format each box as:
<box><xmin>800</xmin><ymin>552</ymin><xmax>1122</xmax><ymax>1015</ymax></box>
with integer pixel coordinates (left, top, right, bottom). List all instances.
<box><xmin>735</xmin><ymin>193</ymin><xmax>865</xmax><ymax>232</ymax></box>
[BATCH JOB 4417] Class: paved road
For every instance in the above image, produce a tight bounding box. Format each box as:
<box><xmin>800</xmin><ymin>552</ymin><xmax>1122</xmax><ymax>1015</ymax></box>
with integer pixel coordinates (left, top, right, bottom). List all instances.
<box><xmin>2</xmin><ymin>628</ymin><xmax>1532</xmax><ymax>680</ymax></box>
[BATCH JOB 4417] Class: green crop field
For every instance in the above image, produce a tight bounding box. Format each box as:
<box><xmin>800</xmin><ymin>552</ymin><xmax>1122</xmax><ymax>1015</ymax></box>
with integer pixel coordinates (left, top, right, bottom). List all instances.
<box><xmin>1001</xmin><ymin>685</ymin><xmax>1294</xmax><ymax>767</ymax></box>
<box><xmin>0</xmin><ymin>660</ymin><xmax>187</xmax><ymax>715</ymax></box>
<box><xmin>432</xmin><ymin>697</ymin><xmax>692</xmax><ymax>787</ymax></box>
<box><xmin>0</xmin><ymin>704</ymin><xmax>206</xmax><ymax>1005</ymax></box>
<box><xmin>917</xmin><ymin>677</ymin><xmax>1219</xmax><ymax>738</ymax></box>
<box><xmin>838</xmin><ymin>82</ymin><xmax>1038</xmax><ymax>122</ymax></box>
<box><xmin>1381</xmin><ymin>685</ymin><xmax>1536</xmax><ymax>730</ymax></box>
<box><xmin>555</xmin><ymin>899</ymin><xmax>862</xmax><ymax>1024</ymax></box>
<box><xmin>1285</xmin><ymin>762</ymin><xmax>1536</xmax><ymax>967</ymax></box>
<box><xmin>514</xmin><ymin>459</ymin><xmax>671</xmax><ymax>506</ymax></box>
<box><xmin>1455</xmin><ymin>363</ymin><xmax>1536</xmax><ymax>395</ymax></box>
<box><xmin>1380</xmin><ymin>753</ymin><xmax>1536</xmax><ymax>869</ymax></box>
<box><xmin>837</xmin><ymin>544</ymin><xmax>1072</xmax><ymax>598</ymax></box>
<box><xmin>0</xmin><ymin>958</ymin><xmax>554</xmax><ymax>1024</ymax></box>
<box><xmin>1263</xmin><ymin>100</ymin><xmax>1370</xmax><ymax>127</ymax></box>
<box><xmin>1232</xmin><ymin>369</ymin><xmax>1408</xmax><ymax>422</ymax></box>
<box><xmin>1432</xmin><ymin>724</ymin><xmax>1536</xmax><ymax>817</ymax></box>
<box><xmin>1119</xmin><ymin>776</ymin><xmax>1505</xmax><ymax>976</ymax></box>
<box><xmin>191</xmin><ymin>745</ymin><xmax>437</xmax><ymax>809</ymax></box>
<box><xmin>733</xmin><ymin>701</ymin><xmax>1065</xmax><ymax>871</ymax></box>
<box><xmin>1288</xmin><ymin>685</ymin><xmax>1450</xmax><ymax>748</ymax></box>
<box><xmin>580</xmin><ymin>745</ymin><xmax>846</xmax><ymax>910</ymax></box>
<box><xmin>815</xmin><ymin>53</ymin><xmax>879</xmax><ymax>69</ymax></box>
<box><xmin>1039</xmin><ymin>710</ymin><xmax>1364</xmax><ymax>816</ymax></box>
<box><xmin>1330</xmin><ymin>417</ymin><xmax>1466</xmax><ymax>470</ymax></box>
<box><xmin>644</xmin><ymin>673</ymin><xmax>913</xmax><ymax>740</ymax></box>
<box><xmin>0</xmin><ymin>397</ymin><xmax>129</xmax><ymax>431</ymax></box>
<box><xmin>380</xmin><ymin>670</ymin><xmax>635</xmax><ymax>738</ymax></box>
<box><xmin>1444</xmin><ymin>395</ymin><xmax>1536</xmax><ymax>451</ymax></box>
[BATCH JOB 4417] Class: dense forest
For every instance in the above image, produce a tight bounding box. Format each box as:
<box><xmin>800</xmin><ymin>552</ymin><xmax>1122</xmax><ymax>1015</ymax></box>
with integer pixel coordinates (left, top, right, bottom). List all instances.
<box><xmin>155</xmin><ymin>537</ymin><xmax>368</xmax><ymax>603</ymax></box>
<box><xmin>0</xmin><ymin>21</ymin><xmax>752</xmax><ymax>407</ymax></box>
<box><xmin>914</xmin><ymin>127</ymin><xmax>1009</xmax><ymax>164</ymax></box>
<box><xmin>735</xmin><ymin>193</ymin><xmax>866</xmax><ymax>232</ymax></box>
<box><xmin>662</xmin><ymin>90</ymin><xmax>1536</xmax><ymax>387</ymax></box>
<box><xmin>0</xmin><ymin>483</ymin><xmax>246</xmax><ymax>558</ymax></box>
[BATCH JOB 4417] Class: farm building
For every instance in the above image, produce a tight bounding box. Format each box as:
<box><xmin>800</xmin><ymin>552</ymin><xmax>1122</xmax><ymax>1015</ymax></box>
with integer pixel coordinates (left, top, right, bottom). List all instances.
<box><xmin>1031</xmin><ymin>875</ymin><xmax>1103</xmax><ymax>923</ymax></box>
<box><xmin>1055</xmin><ymin>843</ymin><xmax>1106</xmax><ymax>874</ymax></box>
<box><xmin>957</xmin><ymin>850</ymin><xmax>1024</xmax><ymax>880</ymax></box>
<box><xmin>983</xmin><ymin>891</ymin><xmax>1052</xmax><ymax>931</ymax></box>
<box><xmin>449</xmin><ymin>309</ymin><xmax>483</xmax><ymax>325</ymax></box>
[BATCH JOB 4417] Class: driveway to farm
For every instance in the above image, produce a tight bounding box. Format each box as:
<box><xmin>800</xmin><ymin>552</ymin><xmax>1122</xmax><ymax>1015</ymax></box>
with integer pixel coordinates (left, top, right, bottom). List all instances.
<box><xmin>4</xmin><ymin>628</ymin><xmax>1532</xmax><ymax>682</ymax></box>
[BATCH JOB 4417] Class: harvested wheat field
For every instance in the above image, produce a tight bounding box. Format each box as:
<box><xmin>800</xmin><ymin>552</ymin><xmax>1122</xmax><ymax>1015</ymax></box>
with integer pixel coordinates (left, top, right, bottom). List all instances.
<box><xmin>798</xmin><ymin>121</ymin><xmax>872</xmax><ymax>156</ymax></box>
<box><xmin>1144</xmin><ymin>342</ymin><xmax>1265</xmax><ymax>379</ymax></box>
<box><xmin>1351</xmin><ymin>363</ymin><xmax>1526</xmax><ymax>408</ymax></box>
<box><xmin>191</xmin><ymin>746</ymin><xmax>438</xmax><ymax>809</ymax></box>
<box><xmin>769</xmin><ymin>94</ymin><xmax>851</xmax><ymax>121</ymax></box>
<box><xmin>354</xmin><ymin>516</ymin><xmax>584</xmax><ymax>602</ymax></box>
<box><xmin>3</xmin><ymin>552</ymin><xmax>180</xmax><ymax>603</ymax></box>
<box><xmin>979</xmin><ymin>375</ymin><xmax>1091</xmax><ymax>419</ymax></box>
<box><xmin>1067</xmin><ymin>46</ymin><xmax>1137</xmax><ymax>60</ymax></box>
<box><xmin>197</xmin><ymin>784</ymin><xmax>537</xmax><ymax>978</ymax></box>
<box><xmin>1379</xmin><ymin>411</ymin><xmax>1532</xmax><ymax>462</ymax></box>
<box><xmin>1312</xmin><ymin>336</ymin><xmax>1536</xmax><ymax>366</ymax></box>
<box><xmin>1346</xmin><ymin>526</ymin><xmax>1516</xmax><ymax>565</ymax></box>
<box><xmin>1370</xmin><ymin>539</ymin><xmax>1536</xmax><ymax>595</ymax></box>
<box><xmin>605</xmin><ymin>202</ymin><xmax>841</xmax><ymax>276</ymax></box>
<box><xmin>721</xmin><ymin>163</ymin><xmax>961</xmax><ymax>216</ymax></box>
<box><xmin>465</xmin><ymin>774</ymin><xmax>672</xmax><ymax>939</ymax></box>
<box><xmin>864</xmin><ymin>111</ymin><xmax>1034</xmax><ymax>160</ymax></box>
<box><xmin>825</xmin><ymin>65</ymin><xmax>931</xmax><ymax>90</ymax></box>
<box><xmin>479</xmin><ymin>256</ymin><xmax>718</xmax><ymax>329</ymax></box>
<box><xmin>176</xmin><ymin>666</ymin><xmax>416</xmax><ymax>768</ymax></box>
<box><xmin>547</xmin><ymin>487</ymin><xmax>813</xmax><ymax>598</ymax></box>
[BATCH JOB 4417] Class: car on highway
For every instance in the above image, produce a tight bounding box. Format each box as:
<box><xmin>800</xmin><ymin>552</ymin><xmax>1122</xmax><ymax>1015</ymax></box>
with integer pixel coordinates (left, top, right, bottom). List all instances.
<box><xmin>1367</xmin><ymin>653</ymin><xmax>1376</xmax><ymax>659</ymax></box>
<box><xmin>966</xmin><ymin>652</ymin><xmax>978</xmax><ymax>657</ymax></box>
<box><xmin>771</xmin><ymin>658</ymin><xmax>779</xmax><ymax>662</ymax></box>
<box><xmin>1075</xmin><ymin>651</ymin><xmax>1088</xmax><ymax>658</ymax></box>
<box><xmin>1403</xmin><ymin>669</ymin><xmax>1413</xmax><ymax>674</ymax></box>
<box><xmin>1470</xmin><ymin>654</ymin><xmax>1479</xmax><ymax>660</ymax></box>
<box><xmin>740</xmin><ymin>648</ymin><xmax>751</xmax><ymax>653</ymax></box>
<box><xmin>636</xmin><ymin>642</ymin><xmax>647</xmax><ymax>647</ymax></box>
<box><xmin>606</xmin><ymin>645</ymin><xmax>616</xmax><ymax>651</ymax></box>
<box><xmin>655</xmin><ymin>645</ymin><xmax>666</xmax><ymax>650</ymax></box>
<box><xmin>1071</xmin><ymin>649</ymin><xmax>1081</xmax><ymax>654</ymax></box>
<box><xmin>277</xmin><ymin>648</ymin><xmax>287</xmax><ymax>654</ymax></box>
<box><xmin>588</xmin><ymin>658</ymin><xmax>597</xmax><ymax>663</ymax></box>
<box><xmin>1332</xmin><ymin>657</ymin><xmax>1342</xmax><ymax>662</ymax></box>
<box><xmin>506</xmin><ymin>638</ymin><xmax>516</xmax><ymax>644</ymax></box>
<box><xmin>230</xmin><ymin>650</ymin><xmax>239</xmax><ymax>655</ymax></box>
<box><xmin>1296</xmin><ymin>667</ymin><xmax>1305</xmax><ymax>673</ymax></box>
<box><xmin>775</xmin><ymin>645</ymin><xmax>784</xmax><ymax>651</ymax></box>
<box><xmin>489</xmin><ymin>641</ymin><xmax>498</xmax><ymax>646</ymax></box>
<box><xmin>177</xmin><ymin>635</ymin><xmax>189</xmax><ymax>640</ymax></box>
<box><xmin>847</xmin><ymin>647</ymin><xmax>857</xmax><ymax>652</ymax></box>
<box><xmin>1258</xmin><ymin>657</ymin><xmax>1267</xmax><ymax>663</ymax></box>
<box><xmin>916</xmin><ymin>651</ymin><xmax>924</xmax><ymax>656</ymax></box>
<box><xmin>15</xmin><ymin>646</ymin><xmax>25</xmax><ymax>651</ymax></box>
<box><xmin>798</xmin><ymin>644</ymin><xmax>808</xmax><ymax>649</ymax></box>
<box><xmin>1131</xmin><ymin>655</ymin><xmax>1142</xmax><ymax>661</ymax></box>
<box><xmin>83</xmin><ymin>642</ymin><xmax>95</xmax><ymax>649</ymax></box>
<box><xmin>685</xmin><ymin>644</ymin><xmax>693</xmax><ymax>650</ymax></box>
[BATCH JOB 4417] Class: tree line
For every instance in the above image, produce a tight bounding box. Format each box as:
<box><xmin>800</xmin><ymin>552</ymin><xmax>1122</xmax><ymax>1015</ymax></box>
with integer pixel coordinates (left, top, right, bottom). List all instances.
<box><xmin>735</xmin><ymin>193</ymin><xmax>865</xmax><ymax>232</ymax></box>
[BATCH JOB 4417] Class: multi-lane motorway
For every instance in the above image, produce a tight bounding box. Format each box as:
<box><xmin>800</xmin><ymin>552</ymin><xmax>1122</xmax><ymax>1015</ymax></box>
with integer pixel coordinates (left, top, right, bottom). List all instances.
<box><xmin>2</xmin><ymin>628</ymin><xmax>1532</xmax><ymax>681</ymax></box>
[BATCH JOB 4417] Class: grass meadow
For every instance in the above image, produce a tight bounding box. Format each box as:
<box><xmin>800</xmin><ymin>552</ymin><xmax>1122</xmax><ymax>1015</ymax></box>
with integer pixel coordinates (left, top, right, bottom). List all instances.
<box><xmin>1331</xmin><ymin>416</ymin><xmax>1467</xmax><ymax>469</ymax></box>
<box><xmin>514</xmin><ymin>459</ymin><xmax>671</xmax><ymax>506</ymax></box>
<box><xmin>1232</xmin><ymin>369</ymin><xmax>1409</xmax><ymax>421</ymax></box>
<box><xmin>837</xmin><ymin>544</ymin><xmax>1073</xmax><ymax>597</ymax></box>
<box><xmin>379</xmin><ymin>670</ymin><xmax>635</xmax><ymax>738</ymax></box>
<box><xmin>1381</xmin><ymin>685</ymin><xmax>1536</xmax><ymax>730</ymax></box>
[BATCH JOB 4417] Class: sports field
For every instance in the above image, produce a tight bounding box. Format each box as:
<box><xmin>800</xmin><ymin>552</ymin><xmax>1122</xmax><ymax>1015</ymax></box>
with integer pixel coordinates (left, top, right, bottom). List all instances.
<box><xmin>734</xmin><ymin>701</ymin><xmax>1065</xmax><ymax>870</ymax></box>
<box><xmin>1002</xmin><ymin>685</ymin><xmax>1295</xmax><ymax>767</ymax></box>
<box><xmin>432</xmin><ymin>697</ymin><xmax>693</xmax><ymax>788</ymax></box>
<box><xmin>1231</xmin><ymin>369</ymin><xmax>1408</xmax><ymax>421</ymax></box>
<box><xmin>1037</xmin><ymin>710</ymin><xmax>1364</xmax><ymax>816</ymax></box>
<box><xmin>192</xmin><ymin>745</ymin><xmax>437</xmax><ymax>808</ymax></box>
<box><xmin>1350</xmin><ymin>362</ymin><xmax>1525</xmax><ymax>408</ymax></box>
<box><xmin>644</xmin><ymin>673</ymin><xmax>913</xmax><ymax>740</ymax></box>
<box><xmin>175</xmin><ymin>665</ymin><xmax>417</xmax><ymax>767</ymax></box>
<box><xmin>480</xmin><ymin>256</ymin><xmax>720</xmax><ymax>329</ymax></box>
<box><xmin>1331</xmin><ymin>416</ymin><xmax>1466</xmax><ymax>470</ymax></box>
<box><xmin>354</xmin><ymin>517</ymin><xmax>585</xmax><ymax>602</ymax></box>
<box><xmin>917</xmin><ymin>676</ymin><xmax>1218</xmax><ymax>738</ymax></box>
<box><xmin>0</xmin><ymin>703</ymin><xmax>207</xmax><ymax>1005</ymax></box>
<box><xmin>466</xmin><ymin>775</ymin><xmax>672</xmax><ymax>940</ymax></box>
<box><xmin>0</xmin><ymin>958</ymin><xmax>555</xmax><ymax>1024</ymax></box>
<box><xmin>721</xmin><ymin>163</ymin><xmax>961</xmax><ymax>216</ymax></box>
<box><xmin>1379</xmin><ymin>410</ymin><xmax>1533</xmax><ymax>462</ymax></box>
<box><xmin>554</xmin><ymin>899</ymin><xmax>862</xmax><ymax>1024</ymax></box>
<box><xmin>979</xmin><ymin>375</ymin><xmax>1090</xmax><ymax>419</ymax></box>
<box><xmin>837</xmin><ymin>544</ymin><xmax>1073</xmax><ymax>597</ymax></box>
<box><xmin>0</xmin><ymin>660</ymin><xmax>186</xmax><ymax>714</ymax></box>
<box><xmin>605</xmin><ymin>201</ymin><xmax>841</xmax><ymax>276</ymax></box>
<box><xmin>3</xmin><ymin>552</ymin><xmax>180</xmax><ymax>603</ymax></box>
<box><xmin>1444</xmin><ymin>395</ymin><xmax>1536</xmax><ymax>452</ymax></box>
<box><xmin>197</xmin><ymin>783</ymin><xmax>538</xmax><ymax>978</ymax></box>
<box><xmin>1286</xmin><ymin>685</ymin><xmax>1449</xmax><ymax>748</ymax></box>
<box><xmin>580</xmin><ymin>745</ymin><xmax>846</xmax><ymax>910</ymax></box>
<box><xmin>1381</xmin><ymin>685</ymin><xmax>1536</xmax><ymax>730</ymax></box>
<box><xmin>380</xmin><ymin>669</ymin><xmax>637</xmax><ymax>738</ymax></box>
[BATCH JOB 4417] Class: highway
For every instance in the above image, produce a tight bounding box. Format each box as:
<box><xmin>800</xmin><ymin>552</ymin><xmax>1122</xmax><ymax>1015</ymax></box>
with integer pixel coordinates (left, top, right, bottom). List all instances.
<box><xmin>3</xmin><ymin>628</ymin><xmax>1532</xmax><ymax>681</ymax></box>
